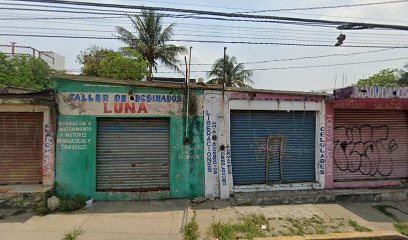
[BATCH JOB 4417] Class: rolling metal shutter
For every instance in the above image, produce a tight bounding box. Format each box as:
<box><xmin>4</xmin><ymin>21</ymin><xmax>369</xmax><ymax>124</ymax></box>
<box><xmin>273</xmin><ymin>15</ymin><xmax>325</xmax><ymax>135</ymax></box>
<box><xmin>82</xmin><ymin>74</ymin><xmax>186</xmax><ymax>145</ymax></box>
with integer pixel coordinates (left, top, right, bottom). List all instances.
<box><xmin>230</xmin><ymin>110</ymin><xmax>316</xmax><ymax>185</ymax></box>
<box><xmin>0</xmin><ymin>112</ymin><xmax>43</xmax><ymax>184</ymax></box>
<box><xmin>97</xmin><ymin>118</ymin><xmax>170</xmax><ymax>192</ymax></box>
<box><xmin>333</xmin><ymin>110</ymin><xmax>408</xmax><ymax>182</ymax></box>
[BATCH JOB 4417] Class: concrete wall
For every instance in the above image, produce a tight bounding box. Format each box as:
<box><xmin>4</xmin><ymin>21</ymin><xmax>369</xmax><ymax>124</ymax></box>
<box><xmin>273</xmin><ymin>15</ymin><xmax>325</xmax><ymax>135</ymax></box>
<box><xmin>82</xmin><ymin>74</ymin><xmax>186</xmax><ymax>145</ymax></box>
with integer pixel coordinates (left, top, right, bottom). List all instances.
<box><xmin>54</xmin><ymin>78</ymin><xmax>204</xmax><ymax>200</ymax></box>
<box><xmin>204</xmin><ymin>90</ymin><xmax>326</xmax><ymax>199</ymax></box>
<box><xmin>41</xmin><ymin>51</ymin><xmax>65</xmax><ymax>71</ymax></box>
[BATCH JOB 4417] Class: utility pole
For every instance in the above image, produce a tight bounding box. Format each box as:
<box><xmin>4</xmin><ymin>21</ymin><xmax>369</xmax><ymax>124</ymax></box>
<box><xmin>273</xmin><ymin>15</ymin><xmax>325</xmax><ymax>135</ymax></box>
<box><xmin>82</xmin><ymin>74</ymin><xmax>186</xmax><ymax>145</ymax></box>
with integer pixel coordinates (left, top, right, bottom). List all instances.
<box><xmin>184</xmin><ymin>56</ymin><xmax>188</xmax><ymax>83</ymax></box>
<box><xmin>223</xmin><ymin>47</ymin><xmax>227</xmax><ymax>87</ymax></box>
<box><xmin>10</xmin><ymin>42</ymin><xmax>17</xmax><ymax>56</ymax></box>
<box><xmin>188</xmin><ymin>47</ymin><xmax>192</xmax><ymax>83</ymax></box>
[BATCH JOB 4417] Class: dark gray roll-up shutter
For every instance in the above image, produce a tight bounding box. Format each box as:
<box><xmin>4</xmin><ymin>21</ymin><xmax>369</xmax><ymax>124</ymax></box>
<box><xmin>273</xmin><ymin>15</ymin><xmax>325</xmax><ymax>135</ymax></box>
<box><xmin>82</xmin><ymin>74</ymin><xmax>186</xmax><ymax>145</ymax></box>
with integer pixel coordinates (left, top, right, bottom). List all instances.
<box><xmin>230</xmin><ymin>110</ymin><xmax>316</xmax><ymax>185</ymax></box>
<box><xmin>0</xmin><ymin>112</ymin><xmax>43</xmax><ymax>184</ymax></box>
<box><xmin>97</xmin><ymin>118</ymin><xmax>170</xmax><ymax>192</ymax></box>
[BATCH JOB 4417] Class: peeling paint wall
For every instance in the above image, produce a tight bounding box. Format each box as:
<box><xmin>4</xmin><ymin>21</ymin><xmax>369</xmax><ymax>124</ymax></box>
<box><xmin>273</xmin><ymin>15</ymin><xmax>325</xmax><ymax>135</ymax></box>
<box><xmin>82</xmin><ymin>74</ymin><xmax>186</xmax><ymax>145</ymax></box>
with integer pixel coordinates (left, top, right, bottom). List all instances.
<box><xmin>204</xmin><ymin>90</ymin><xmax>326</xmax><ymax>199</ymax></box>
<box><xmin>55</xmin><ymin>78</ymin><xmax>204</xmax><ymax>200</ymax></box>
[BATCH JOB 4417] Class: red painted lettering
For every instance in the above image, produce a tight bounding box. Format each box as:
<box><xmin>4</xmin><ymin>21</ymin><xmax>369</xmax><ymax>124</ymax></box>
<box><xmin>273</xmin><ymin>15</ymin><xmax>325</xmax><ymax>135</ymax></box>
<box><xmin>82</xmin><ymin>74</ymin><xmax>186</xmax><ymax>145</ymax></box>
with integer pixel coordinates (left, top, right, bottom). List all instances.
<box><xmin>125</xmin><ymin>103</ymin><xmax>136</xmax><ymax>113</ymax></box>
<box><xmin>103</xmin><ymin>103</ymin><xmax>112</xmax><ymax>113</ymax></box>
<box><xmin>114</xmin><ymin>103</ymin><xmax>123</xmax><ymax>113</ymax></box>
<box><xmin>137</xmin><ymin>103</ymin><xmax>148</xmax><ymax>113</ymax></box>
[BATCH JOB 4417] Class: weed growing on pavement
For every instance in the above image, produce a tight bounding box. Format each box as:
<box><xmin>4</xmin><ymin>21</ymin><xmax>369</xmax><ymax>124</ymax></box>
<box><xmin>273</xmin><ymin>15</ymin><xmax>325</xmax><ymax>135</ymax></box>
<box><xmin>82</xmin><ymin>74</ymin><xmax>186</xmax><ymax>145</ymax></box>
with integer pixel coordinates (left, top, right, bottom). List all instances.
<box><xmin>209</xmin><ymin>214</ymin><xmax>268</xmax><ymax>240</ymax></box>
<box><xmin>283</xmin><ymin>215</ymin><xmax>327</xmax><ymax>236</ymax></box>
<box><xmin>34</xmin><ymin>201</ymin><xmax>51</xmax><ymax>216</ymax></box>
<box><xmin>62</xmin><ymin>228</ymin><xmax>83</xmax><ymax>240</ymax></box>
<box><xmin>394</xmin><ymin>221</ymin><xmax>408</xmax><ymax>236</ymax></box>
<box><xmin>373</xmin><ymin>205</ymin><xmax>399</xmax><ymax>221</ymax></box>
<box><xmin>183</xmin><ymin>211</ymin><xmax>199</xmax><ymax>240</ymax></box>
<box><xmin>58</xmin><ymin>195</ymin><xmax>86</xmax><ymax>212</ymax></box>
<box><xmin>373</xmin><ymin>205</ymin><xmax>408</xmax><ymax>236</ymax></box>
<box><xmin>348</xmin><ymin>220</ymin><xmax>371</xmax><ymax>232</ymax></box>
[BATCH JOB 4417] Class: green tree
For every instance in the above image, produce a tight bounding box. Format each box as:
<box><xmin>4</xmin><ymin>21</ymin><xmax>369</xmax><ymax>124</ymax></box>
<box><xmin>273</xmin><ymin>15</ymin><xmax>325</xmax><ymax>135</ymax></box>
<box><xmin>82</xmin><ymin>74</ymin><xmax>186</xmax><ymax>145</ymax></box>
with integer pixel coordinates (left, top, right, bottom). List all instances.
<box><xmin>398</xmin><ymin>64</ymin><xmax>408</xmax><ymax>86</ymax></box>
<box><xmin>207</xmin><ymin>55</ymin><xmax>253</xmax><ymax>88</ymax></box>
<box><xmin>356</xmin><ymin>69</ymin><xmax>404</xmax><ymax>87</ymax></box>
<box><xmin>77</xmin><ymin>46</ymin><xmax>149</xmax><ymax>81</ymax></box>
<box><xmin>77</xmin><ymin>46</ymin><xmax>114</xmax><ymax>77</ymax></box>
<box><xmin>98</xmin><ymin>49</ymin><xmax>148</xmax><ymax>81</ymax></box>
<box><xmin>0</xmin><ymin>53</ymin><xmax>52</xmax><ymax>90</ymax></box>
<box><xmin>115</xmin><ymin>10</ymin><xmax>188</xmax><ymax>81</ymax></box>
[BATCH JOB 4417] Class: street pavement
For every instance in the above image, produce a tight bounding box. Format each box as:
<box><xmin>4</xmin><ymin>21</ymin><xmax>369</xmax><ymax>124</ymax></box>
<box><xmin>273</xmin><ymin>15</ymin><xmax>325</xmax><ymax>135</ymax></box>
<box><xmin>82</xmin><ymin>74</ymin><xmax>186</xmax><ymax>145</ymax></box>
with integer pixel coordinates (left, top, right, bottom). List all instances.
<box><xmin>0</xmin><ymin>199</ymin><xmax>406</xmax><ymax>240</ymax></box>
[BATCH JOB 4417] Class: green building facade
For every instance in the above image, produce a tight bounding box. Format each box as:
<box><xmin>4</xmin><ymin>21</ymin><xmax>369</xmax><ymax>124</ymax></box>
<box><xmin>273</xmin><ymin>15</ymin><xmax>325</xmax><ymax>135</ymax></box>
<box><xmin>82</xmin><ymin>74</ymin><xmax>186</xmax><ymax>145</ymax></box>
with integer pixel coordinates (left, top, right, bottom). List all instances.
<box><xmin>54</xmin><ymin>76</ymin><xmax>205</xmax><ymax>200</ymax></box>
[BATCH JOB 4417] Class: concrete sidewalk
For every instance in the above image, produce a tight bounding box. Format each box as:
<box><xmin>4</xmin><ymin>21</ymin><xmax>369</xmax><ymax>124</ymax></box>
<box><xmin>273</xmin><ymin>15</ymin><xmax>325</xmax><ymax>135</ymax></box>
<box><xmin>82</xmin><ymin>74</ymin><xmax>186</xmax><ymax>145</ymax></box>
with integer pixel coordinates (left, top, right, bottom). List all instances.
<box><xmin>0</xmin><ymin>199</ymin><xmax>407</xmax><ymax>240</ymax></box>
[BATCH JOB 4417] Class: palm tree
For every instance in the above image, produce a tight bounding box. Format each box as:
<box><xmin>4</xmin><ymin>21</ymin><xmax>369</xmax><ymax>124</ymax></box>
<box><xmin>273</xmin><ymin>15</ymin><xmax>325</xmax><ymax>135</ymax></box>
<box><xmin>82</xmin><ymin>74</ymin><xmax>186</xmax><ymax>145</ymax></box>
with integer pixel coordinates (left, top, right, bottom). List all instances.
<box><xmin>116</xmin><ymin>10</ymin><xmax>187</xmax><ymax>81</ymax></box>
<box><xmin>207</xmin><ymin>55</ymin><xmax>253</xmax><ymax>88</ymax></box>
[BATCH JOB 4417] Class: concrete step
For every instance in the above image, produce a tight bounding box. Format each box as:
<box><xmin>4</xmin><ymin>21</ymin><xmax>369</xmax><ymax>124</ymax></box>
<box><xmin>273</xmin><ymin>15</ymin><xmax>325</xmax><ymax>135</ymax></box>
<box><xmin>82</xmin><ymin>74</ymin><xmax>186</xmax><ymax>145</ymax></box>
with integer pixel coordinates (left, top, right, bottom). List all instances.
<box><xmin>232</xmin><ymin>188</ymin><xmax>408</xmax><ymax>206</ymax></box>
<box><xmin>0</xmin><ymin>185</ymin><xmax>52</xmax><ymax>209</ymax></box>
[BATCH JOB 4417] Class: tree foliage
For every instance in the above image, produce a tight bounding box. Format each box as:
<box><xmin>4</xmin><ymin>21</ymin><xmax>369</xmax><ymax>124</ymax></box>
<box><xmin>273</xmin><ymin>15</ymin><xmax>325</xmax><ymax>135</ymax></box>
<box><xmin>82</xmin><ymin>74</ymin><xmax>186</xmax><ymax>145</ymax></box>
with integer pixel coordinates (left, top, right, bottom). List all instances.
<box><xmin>98</xmin><ymin>49</ymin><xmax>148</xmax><ymax>81</ymax></box>
<box><xmin>0</xmin><ymin>53</ymin><xmax>52</xmax><ymax>90</ymax></box>
<box><xmin>207</xmin><ymin>55</ymin><xmax>253</xmax><ymax>88</ymax></box>
<box><xmin>77</xmin><ymin>46</ymin><xmax>115</xmax><ymax>77</ymax></box>
<box><xmin>356</xmin><ymin>67</ymin><xmax>408</xmax><ymax>87</ymax></box>
<box><xmin>77</xmin><ymin>46</ymin><xmax>148</xmax><ymax>81</ymax></box>
<box><xmin>115</xmin><ymin>10</ymin><xmax>188</xmax><ymax>80</ymax></box>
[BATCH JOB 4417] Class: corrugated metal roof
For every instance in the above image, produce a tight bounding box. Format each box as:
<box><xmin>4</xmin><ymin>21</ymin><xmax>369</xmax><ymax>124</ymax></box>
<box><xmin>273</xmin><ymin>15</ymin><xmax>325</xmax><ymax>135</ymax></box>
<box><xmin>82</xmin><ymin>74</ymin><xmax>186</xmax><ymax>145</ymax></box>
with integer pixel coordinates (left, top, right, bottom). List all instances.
<box><xmin>51</xmin><ymin>74</ymin><xmax>330</xmax><ymax>98</ymax></box>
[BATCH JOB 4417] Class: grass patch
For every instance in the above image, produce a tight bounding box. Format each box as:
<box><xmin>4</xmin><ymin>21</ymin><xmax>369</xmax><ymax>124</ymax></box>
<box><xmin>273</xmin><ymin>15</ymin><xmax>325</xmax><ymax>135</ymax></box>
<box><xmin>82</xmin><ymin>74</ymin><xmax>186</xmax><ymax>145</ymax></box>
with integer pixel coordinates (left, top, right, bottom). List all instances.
<box><xmin>348</xmin><ymin>220</ymin><xmax>372</xmax><ymax>232</ymax></box>
<box><xmin>183</xmin><ymin>212</ymin><xmax>199</xmax><ymax>240</ymax></box>
<box><xmin>373</xmin><ymin>205</ymin><xmax>408</xmax><ymax>236</ymax></box>
<box><xmin>209</xmin><ymin>214</ymin><xmax>268</xmax><ymax>240</ymax></box>
<box><xmin>394</xmin><ymin>222</ymin><xmax>408</xmax><ymax>236</ymax></box>
<box><xmin>33</xmin><ymin>198</ymin><xmax>51</xmax><ymax>216</ymax></box>
<box><xmin>373</xmin><ymin>205</ymin><xmax>399</xmax><ymax>221</ymax></box>
<box><xmin>62</xmin><ymin>228</ymin><xmax>83</xmax><ymax>240</ymax></box>
<box><xmin>58</xmin><ymin>195</ymin><xmax>86</xmax><ymax>212</ymax></box>
<box><xmin>282</xmin><ymin>215</ymin><xmax>327</xmax><ymax>236</ymax></box>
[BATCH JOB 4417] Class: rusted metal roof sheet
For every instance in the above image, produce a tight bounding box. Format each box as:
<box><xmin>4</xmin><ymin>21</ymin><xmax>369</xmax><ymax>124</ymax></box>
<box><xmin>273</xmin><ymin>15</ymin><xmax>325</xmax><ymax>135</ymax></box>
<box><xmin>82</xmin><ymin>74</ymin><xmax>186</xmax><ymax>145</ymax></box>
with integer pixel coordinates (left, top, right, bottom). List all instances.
<box><xmin>333</xmin><ymin>110</ymin><xmax>408</xmax><ymax>182</ymax></box>
<box><xmin>51</xmin><ymin>74</ymin><xmax>330</xmax><ymax>97</ymax></box>
<box><xmin>0</xmin><ymin>112</ymin><xmax>43</xmax><ymax>184</ymax></box>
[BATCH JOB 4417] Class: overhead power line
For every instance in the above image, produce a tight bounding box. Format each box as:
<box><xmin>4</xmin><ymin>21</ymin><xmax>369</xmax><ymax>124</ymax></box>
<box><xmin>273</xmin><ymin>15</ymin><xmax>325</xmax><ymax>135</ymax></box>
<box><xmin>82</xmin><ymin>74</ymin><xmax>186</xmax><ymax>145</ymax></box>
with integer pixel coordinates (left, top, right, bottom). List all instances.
<box><xmin>62</xmin><ymin>56</ymin><xmax>408</xmax><ymax>73</ymax></box>
<box><xmin>190</xmin><ymin>49</ymin><xmax>398</xmax><ymax>66</ymax></box>
<box><xmin>3</xmin><ymin>27</ymin><xmax>407</xmax><ymax>45</ymax></box>
<box><xmin>175</xmin><ymin>57</ymin><xmax>408</xmax><ymax>73</ymax></box>
<box><xmin>239</xmin><ymin>0</ymin><xmax>408</xmax><ymax>14</ymax></box>
<box><xmin>1</xmin><ymin>33</ymin><xmax>408</xmax><ymax>48</ymax></box>
<box><xmin>7</xmin><ymin>0</ymin><xmax>408</xmax><ymax>31</ymax></box>
<box><xmin>235</xmin><ymin>57</ymin><xmax>408</xmax><ymax>71</ymax></box>
<box><xmin>3</xmin><ymin>2</ymin><xmax>408</xmax><ymax>24</ymax></box>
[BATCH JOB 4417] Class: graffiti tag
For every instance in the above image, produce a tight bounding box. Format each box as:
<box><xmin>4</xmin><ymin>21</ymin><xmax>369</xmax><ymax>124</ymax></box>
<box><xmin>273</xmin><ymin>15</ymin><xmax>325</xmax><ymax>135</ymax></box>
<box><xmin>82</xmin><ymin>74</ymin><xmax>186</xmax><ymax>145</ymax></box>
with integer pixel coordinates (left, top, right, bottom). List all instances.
<box><xmin>333</xmin><ymin>125</ymin><xmax>398</xmax><ymax>177</ymax></box>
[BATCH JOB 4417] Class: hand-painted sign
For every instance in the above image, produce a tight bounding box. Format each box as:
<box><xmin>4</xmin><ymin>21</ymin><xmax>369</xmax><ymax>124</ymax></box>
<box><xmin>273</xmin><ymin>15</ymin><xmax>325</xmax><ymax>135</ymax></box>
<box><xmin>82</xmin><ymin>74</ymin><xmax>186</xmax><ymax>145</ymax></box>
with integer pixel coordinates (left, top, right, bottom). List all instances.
<box><xmin>58</xmin><ymin>93</ymin><xmax>184</xmax><ymax>116</ymax></box>
<box><xmin>57</xmin><ymin>120</ymin><xmax>92</xmax><ymax>151</ymax></box>
<box><xmin>335</xmin><ymin>86</ymin><xmax>408</xmax><ymax>99</ymax></box>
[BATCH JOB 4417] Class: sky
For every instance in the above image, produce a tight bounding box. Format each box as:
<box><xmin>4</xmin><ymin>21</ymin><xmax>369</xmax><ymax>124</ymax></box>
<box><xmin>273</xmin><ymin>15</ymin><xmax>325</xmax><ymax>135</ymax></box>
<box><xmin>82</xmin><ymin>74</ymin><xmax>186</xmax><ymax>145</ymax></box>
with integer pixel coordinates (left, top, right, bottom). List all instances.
<box><xmin>0</xmin><ymin>0</ymin><xmax>407</xmax><ymax>92</ymax></box>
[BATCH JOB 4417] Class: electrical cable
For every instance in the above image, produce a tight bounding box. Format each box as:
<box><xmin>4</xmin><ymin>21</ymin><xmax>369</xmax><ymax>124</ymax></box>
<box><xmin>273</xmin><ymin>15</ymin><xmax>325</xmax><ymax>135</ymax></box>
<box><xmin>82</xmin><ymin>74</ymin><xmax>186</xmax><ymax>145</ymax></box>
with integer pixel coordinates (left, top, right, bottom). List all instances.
<box><xmin>189</xmin><ymin>48</ymin><xmax>399</xmax><ymax>66</ymax></box>
<box><xmin>238</xmin><ymin>0</ymin><xmax>408</xmax><ymax>14</ymax></box>
<box><xmin>6</xmin><ymin>0</ymin><xmax>408</xmax><ymax>31</ymax></box>
<box><xmin>3</xmin><ymin>27</ymin><xmax>407</xmax><ymax>45</ymax></box>
<box><xmin>1</xmin><ymin>33</ymin><xmax>407</xmax><ymax>48</ymax></box>
<box><xmin>1</xmin><ymin>10</ymin><xmax>407</xmax><ymax>38</ymax></box>
<box><xmin>151</xmin><ymin>56</ymin><xmax>408</xmax><ymax>73</ymax></box>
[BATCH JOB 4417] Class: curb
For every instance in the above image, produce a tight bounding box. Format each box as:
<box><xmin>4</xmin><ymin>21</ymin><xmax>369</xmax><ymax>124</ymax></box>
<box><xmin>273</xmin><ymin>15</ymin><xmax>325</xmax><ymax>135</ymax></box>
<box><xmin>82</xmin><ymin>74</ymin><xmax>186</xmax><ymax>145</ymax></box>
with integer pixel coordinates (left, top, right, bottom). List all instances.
<box><xmin>254</xmin><ymin>231</ymin><xmax>407</xmax><ymax>240</ymax></box>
